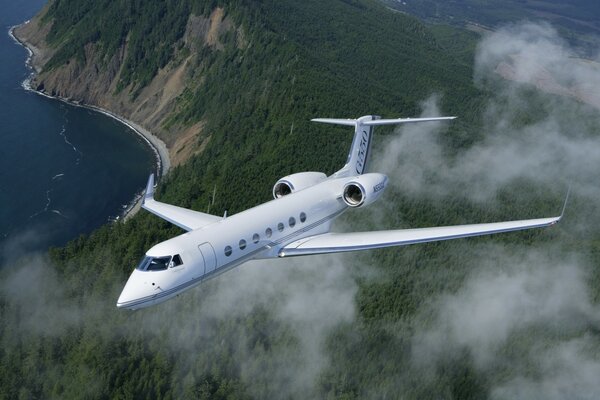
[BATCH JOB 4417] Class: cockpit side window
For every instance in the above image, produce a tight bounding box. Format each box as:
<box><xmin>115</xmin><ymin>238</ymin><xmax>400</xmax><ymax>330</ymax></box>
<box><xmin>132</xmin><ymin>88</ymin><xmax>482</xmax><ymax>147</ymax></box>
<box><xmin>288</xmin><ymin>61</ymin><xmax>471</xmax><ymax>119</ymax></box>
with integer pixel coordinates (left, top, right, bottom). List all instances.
<box><xmin>171</xmin><ymin>254</ymin><xmax>183</xmax><ymax>267</ymax></box>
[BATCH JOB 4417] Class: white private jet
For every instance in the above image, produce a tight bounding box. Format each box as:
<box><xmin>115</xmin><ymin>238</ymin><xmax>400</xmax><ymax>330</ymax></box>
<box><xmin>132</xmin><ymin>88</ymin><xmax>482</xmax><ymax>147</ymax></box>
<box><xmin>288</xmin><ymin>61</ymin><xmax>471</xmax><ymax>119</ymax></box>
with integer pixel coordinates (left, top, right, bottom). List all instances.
<box><xmin>117</xmin><ymin>115</ymin><xmax>565</xmax><ymax>309</ymax></box>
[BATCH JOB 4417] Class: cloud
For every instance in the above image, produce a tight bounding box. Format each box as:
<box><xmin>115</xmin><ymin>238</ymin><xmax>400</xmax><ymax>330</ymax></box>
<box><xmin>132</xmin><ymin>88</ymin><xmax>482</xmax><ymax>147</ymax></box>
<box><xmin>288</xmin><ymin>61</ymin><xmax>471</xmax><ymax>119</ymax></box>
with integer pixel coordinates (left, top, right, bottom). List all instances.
<box><xmin>412</xmin><ymin>246</ymin><xmax>600</xmax><ymax>369</ymax></box>
<box><xmin>399</xmin><ymin>21</ymin><xmax>600</xmax><ymax>399</ymax></box>
<box><xmin>0</xmin><ymin>255</ymin><xmax>83</xmax><ymax>338</ymax></box>
<box><xmin>492</xmin><ymin>337</ymin><xmax>600</xmax><ymax>400</ymax></box>
<box><xmin>201</xmin><ymin>256</ymin><xmax>358</xmax><ymax>397</ymax></box>
<box><xmin>374</xmin><ymin>23</ymin><xmax>600</xmax><ymax>205</ymax></box>
<box><xmin>132</xmin><ymin>253</ymin><xmax>360</xmax><ymax>398</ymax></box>
<box><xmin>475</xmin><ymin>22</ymin><xmax>600</xmax><ymax>111</ymax></box>
<box><xmin>3</xmin><ymin>19</ymin><xmax>600</xmax><ymax>400</ymax></box>
<box><xmin>474</xmin><ymin>22</ymin><xmax>570</xmax><ymax>87</ymax></box>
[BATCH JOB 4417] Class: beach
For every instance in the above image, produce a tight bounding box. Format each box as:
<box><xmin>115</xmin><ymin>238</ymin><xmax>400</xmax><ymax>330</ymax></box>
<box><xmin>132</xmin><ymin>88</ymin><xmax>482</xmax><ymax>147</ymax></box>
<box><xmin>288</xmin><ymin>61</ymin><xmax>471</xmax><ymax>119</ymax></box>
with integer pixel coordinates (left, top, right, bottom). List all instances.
<box><xmin>10</xmin><ymin>23</ymin><xmax>171</xmax><ymax>219</ymax></box>
<box><xmin>10</xmin><ymin>24</ymin><xmax>170</xmax><ymax>177</ymax></box>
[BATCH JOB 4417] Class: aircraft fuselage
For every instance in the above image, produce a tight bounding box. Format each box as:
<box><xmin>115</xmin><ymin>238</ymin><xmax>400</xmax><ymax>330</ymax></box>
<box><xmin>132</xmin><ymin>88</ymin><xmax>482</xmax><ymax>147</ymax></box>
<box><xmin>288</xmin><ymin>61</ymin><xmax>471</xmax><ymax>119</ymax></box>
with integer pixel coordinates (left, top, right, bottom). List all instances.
<box><xmin>117</xmin><ymin>176</ymin><xmax>355</xmax><ymax>309</ymax></box>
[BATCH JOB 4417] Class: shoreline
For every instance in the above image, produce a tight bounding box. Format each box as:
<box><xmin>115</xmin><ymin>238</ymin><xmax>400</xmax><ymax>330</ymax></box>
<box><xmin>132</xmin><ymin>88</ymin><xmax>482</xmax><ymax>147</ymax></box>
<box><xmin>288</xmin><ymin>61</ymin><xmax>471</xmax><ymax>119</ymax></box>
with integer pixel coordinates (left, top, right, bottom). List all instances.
<box><xmin>10</xmin><ymin>23</ymin><xmax>171</xmax><ymax>220</ymax></box>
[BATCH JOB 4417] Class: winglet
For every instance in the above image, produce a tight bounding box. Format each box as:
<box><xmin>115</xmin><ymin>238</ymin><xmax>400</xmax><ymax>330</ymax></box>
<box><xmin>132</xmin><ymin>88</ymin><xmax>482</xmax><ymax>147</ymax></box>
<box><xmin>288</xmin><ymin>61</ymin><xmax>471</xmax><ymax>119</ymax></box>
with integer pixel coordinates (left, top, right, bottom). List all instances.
<box><xmin>143</xmin><ymin>174</ymin><xmax>155</xmax><ymax>204</ymax></box>
<box><xmin>559</xmin><ymin>185</ymin><xmax>571</xmax><ymax>221</ymax></box>
<box><xmin>548</xmin><ymin>186</ymin><xmax>570</xmax><ymax>226</ymax></box>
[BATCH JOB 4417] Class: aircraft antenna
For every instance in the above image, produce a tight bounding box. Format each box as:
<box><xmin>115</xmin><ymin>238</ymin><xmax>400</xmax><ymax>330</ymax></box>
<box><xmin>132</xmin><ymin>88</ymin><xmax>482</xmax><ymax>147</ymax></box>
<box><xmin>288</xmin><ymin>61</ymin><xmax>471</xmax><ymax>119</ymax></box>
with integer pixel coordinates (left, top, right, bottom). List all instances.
<box><xmin>206</xmin><ymin>184</ymin><xmax>217</xmax><ymax>214</ymax></box>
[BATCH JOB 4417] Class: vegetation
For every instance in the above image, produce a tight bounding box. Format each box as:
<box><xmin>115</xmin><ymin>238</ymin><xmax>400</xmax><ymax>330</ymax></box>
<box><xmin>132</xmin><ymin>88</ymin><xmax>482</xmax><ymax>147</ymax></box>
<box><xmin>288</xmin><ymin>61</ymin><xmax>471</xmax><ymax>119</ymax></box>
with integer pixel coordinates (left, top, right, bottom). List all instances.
<box><xmin>381</xmin><ymin>0</ymin><xmax>600</xmax><ymax>55</ymax></box>
<box><xmin>42</xmin><ymin>0</ymin><xmax>237</xmax><ymax>94</ymax></box>
<box><xmin>2</xmin><ymin>0</ymin><xmax>600</xmax><ymax>399</ymax></box>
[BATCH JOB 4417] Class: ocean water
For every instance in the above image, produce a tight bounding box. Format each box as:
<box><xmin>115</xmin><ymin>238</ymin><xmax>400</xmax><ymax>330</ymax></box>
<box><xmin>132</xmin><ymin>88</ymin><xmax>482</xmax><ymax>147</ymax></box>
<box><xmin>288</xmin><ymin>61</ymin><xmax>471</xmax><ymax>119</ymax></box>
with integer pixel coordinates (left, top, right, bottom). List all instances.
<box><xmin>0</xmin><ymin>0</ymin><xmax>155</xmax><ymax>252</ymax></box>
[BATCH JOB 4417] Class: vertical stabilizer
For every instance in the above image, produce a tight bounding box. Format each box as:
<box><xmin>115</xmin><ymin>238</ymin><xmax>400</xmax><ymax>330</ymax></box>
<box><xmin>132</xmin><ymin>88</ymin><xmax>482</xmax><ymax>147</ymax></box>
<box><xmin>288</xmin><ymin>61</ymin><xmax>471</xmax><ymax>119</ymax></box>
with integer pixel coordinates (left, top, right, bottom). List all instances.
<box><xmin>347</xmin><ymin>115</ymin><xmax>377</xmax><ymax>176</ymax></box>
<box><xmin>311</xmin><ymin>115</ymin><xmax>378</xmax><ymax>177</ymax></box>
<box><xmin>311</xmin><ymin>115</ymin><xmax>456</xmax><ymax>178</ymax></box>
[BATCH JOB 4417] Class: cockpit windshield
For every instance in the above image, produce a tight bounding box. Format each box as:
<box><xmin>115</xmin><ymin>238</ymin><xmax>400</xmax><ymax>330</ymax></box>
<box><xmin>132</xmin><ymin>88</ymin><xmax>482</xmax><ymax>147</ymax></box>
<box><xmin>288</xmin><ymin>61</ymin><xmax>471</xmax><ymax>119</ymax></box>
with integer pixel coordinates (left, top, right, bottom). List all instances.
<box><xmin>136</xmin><ymin>256</ymin><xmax>171</xmax><ymax>271</ymax></box>
<box><xmin>136</xmin><ymin>254</ymin><xmax>184</xmax><ymax>271</ymax></box>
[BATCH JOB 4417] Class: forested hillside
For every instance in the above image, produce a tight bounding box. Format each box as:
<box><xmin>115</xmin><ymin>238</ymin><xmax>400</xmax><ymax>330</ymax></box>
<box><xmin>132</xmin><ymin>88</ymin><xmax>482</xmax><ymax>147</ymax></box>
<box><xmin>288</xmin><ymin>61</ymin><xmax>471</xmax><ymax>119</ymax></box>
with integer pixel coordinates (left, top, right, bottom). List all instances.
<box><xmin>382</xmin><ymin>0</ymin><xmax>600</xmax><ymax>54</ymax></box>
<box><xmin>3</xmin><ymin>0</ymin><xmax>600</xmax><ymax>399</ymax></box>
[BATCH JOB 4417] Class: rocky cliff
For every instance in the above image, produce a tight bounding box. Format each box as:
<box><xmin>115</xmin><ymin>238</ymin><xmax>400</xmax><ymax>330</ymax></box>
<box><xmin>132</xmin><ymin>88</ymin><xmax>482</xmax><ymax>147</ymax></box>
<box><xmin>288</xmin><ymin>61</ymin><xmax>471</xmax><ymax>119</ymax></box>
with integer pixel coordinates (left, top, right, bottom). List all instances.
<box><xmin>15</xmin><ymin>6</ymin><xmax>244</xmax><ymax>167</ymax></box>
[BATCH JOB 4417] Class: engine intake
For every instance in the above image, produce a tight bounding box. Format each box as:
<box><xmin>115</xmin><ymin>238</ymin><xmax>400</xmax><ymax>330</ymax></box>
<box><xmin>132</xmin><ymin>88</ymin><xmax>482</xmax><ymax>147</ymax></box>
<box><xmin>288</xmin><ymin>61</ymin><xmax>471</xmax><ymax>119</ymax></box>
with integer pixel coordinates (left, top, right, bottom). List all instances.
<box><xmin>343</xmin><ymin>183</ymin><xmax>365</xmax><ymax>207</ymax></box>
<box><xmin>272</xmin><ymin>172</ymin><xmax>327</xmax><ymax>199</ymax></box>
<box><xmin>273</xmin><ymin>181</ymin><xmax>293</xmax><ymax>198</ymax></box>
<box><xmin>341</xmin><ymin>173</ymin><xmax>388</xmax><ymax>207</ymax></box>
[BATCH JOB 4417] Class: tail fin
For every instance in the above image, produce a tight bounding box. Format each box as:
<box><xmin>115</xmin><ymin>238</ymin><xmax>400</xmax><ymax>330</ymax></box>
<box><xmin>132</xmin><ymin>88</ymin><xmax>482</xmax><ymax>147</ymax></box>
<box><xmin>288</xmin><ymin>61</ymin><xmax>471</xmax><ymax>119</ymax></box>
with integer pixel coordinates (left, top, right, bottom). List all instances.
<box><xmin>312</xmin><ymin>115</ymin><xmax>456</xmax><ymax>177</ymax></box>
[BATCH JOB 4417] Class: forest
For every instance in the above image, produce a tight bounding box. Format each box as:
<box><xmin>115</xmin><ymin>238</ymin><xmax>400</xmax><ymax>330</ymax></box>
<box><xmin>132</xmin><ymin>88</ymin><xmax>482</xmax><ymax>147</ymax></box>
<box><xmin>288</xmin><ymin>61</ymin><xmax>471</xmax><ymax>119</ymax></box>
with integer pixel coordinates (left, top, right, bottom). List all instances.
<box><xmin>381</xmin><ymin>0</ymin><xmax>600</xmax><ymax>54</ymax></box>
<box><xmin>2</xmin><ymin>0</ymin><xmax>600</xmax><ymax>398</ymax></box>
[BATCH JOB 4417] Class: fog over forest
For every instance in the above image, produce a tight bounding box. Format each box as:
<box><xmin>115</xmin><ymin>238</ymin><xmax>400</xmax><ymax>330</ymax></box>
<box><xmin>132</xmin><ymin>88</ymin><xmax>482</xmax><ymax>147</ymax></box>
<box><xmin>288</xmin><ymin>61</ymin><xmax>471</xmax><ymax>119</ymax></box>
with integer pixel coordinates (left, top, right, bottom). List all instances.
<box><xmin>2</xmin><ymin>13</ymin><xmax>600</xmax><ymax>400</ymax></box>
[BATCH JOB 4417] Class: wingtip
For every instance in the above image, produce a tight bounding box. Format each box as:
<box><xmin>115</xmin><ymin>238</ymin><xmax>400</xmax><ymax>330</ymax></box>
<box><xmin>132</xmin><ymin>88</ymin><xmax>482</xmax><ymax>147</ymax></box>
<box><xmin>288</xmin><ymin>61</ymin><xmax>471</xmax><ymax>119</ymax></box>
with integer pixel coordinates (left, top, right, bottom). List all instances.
<box><xmin>559</xmin><ymin>185</ymin><xmax>571</xmax><ymax>220</ymax></box>
<box><xmin>551</xmin><ymin>186</ymin><xmax>571</xmax><ymax>223</ymax></box>
<box><xmin>143</xmin><ymin>174</ymin><xmax>155</xmax><ymax>204</ymax></box>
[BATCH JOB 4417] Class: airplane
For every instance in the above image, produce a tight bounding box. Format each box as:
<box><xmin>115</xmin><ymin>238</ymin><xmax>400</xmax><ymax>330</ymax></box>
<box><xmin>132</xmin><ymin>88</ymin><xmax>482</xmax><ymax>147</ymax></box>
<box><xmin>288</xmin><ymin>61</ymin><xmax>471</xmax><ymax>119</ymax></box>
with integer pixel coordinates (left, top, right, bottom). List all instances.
<box><xmin>117</xmin><ymin>115</ymin><xmax>565</xmax><ymax>310</ymax></box>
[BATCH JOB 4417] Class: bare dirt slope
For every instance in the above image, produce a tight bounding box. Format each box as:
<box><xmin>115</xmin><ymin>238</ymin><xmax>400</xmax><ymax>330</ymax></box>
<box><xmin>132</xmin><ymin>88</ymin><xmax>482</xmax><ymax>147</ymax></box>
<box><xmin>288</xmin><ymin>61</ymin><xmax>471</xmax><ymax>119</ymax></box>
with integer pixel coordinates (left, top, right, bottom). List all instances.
<box><xmin>14</xmin><ymin>7</ymin><xmax>240</xmax><ymax>167</ymax></box>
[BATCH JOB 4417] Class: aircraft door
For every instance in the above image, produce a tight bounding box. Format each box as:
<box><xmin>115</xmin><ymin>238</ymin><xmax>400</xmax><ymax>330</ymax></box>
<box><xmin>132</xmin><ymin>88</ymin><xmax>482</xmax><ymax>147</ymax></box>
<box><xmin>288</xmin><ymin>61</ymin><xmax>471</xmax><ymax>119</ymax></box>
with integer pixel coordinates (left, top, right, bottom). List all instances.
<box><xmin>198</xmin><ymin>242</ymin><xmax>217</xmax><ymax>276</ymax></box>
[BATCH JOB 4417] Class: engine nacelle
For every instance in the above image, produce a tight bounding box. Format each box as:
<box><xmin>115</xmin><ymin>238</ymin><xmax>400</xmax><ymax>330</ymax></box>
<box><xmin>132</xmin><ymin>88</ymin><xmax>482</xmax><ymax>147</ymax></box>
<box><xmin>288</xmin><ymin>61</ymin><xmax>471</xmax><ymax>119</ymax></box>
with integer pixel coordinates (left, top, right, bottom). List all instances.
<box><xmin>273</xmin><ymin>172</ymin><xmax>327</xmax><ymax>199</ymax></box>
<box><xmin>342</xmin><ymin>173</ymin><xmax>388</xmax><ymax>207</ymax></box>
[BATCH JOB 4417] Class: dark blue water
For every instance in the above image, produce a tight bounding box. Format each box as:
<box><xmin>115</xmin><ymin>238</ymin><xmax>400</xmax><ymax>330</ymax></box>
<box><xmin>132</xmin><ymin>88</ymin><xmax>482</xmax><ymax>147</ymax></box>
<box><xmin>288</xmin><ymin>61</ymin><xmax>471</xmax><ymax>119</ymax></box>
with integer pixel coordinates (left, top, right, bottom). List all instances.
<box><xmin>0</xmin><ymin>0</ymin><xmax>156</xmax><ymax>252</ymax></box>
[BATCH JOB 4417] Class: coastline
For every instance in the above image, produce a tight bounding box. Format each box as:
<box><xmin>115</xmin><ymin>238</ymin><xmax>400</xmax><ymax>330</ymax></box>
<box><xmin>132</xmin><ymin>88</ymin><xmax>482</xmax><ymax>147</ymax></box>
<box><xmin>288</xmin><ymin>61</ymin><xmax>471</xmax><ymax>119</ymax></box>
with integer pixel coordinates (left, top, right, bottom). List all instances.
<box><xmin>10</xmin><ymin>23</ymin><xmax>171</xmax><ymax>220</ymax></box>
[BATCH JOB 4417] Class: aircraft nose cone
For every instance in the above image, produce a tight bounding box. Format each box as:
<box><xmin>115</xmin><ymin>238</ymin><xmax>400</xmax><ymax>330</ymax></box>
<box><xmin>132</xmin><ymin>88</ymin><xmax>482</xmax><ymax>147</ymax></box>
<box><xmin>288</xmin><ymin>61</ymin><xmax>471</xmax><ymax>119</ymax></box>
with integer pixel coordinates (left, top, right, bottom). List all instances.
<box><xmin>116</xmin><ymin>286</ymin><xmax>135</xmax><ymax>309</ymax></box>
<box><xmin>116</xmin><ymin>270</ymin><xmax>150</xmax><ymax>309</ymax></box>
<box><xmin>116</xmin><ymin>290</ymin><xmax>131</xmax><ymax>309</ymax></box>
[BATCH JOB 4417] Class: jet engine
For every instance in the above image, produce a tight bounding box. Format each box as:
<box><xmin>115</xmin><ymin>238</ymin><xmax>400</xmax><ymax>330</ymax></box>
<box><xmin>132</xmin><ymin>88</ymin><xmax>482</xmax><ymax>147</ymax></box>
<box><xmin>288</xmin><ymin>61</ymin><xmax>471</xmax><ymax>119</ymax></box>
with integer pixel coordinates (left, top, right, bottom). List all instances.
<box><xmin>342</xmin><ymin>173</ymin><xmax>388</xmax><ymax>207</ymax></box>
<box><xmin>273</xmin><ymin>172</ymin><xmax>327</xmax><ymax>199</ymax></box>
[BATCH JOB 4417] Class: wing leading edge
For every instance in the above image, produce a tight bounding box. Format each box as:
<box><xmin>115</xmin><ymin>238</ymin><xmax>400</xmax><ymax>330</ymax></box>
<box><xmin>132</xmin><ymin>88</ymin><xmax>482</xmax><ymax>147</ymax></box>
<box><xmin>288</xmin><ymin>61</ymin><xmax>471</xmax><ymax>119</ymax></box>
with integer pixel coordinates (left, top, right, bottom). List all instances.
<box><xmin>279</xmin><ymin>216</ymin><xmax>561</xmax><ymax>257</ymax></box>
<box><xmin>141</xmin><ymin>174</ymin><xmax>220</xmax><ymax>232</ymax></box>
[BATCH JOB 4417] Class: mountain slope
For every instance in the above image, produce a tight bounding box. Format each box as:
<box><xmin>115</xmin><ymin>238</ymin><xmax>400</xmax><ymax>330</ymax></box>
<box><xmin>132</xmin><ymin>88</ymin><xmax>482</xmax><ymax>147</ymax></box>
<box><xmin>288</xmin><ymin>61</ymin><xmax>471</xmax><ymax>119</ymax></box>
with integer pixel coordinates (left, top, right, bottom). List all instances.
<box><xmin>4</xmin><ymin>0</ymin><xmax>598</xmax><ymax>399</ymax></box>
<box><xmin>16</xmin><ymin>0</ymin><xmax>483</xmax><ymax>168</ymax></box>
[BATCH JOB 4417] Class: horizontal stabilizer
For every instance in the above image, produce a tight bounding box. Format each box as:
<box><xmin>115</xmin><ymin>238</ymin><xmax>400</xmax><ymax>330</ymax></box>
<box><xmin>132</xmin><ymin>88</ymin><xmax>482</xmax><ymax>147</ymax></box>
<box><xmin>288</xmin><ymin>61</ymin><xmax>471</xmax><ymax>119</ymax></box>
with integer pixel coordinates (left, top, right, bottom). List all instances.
<box><xmin>279</xmin><ymin>215</ymin><xmax>561</xmax><ymax>257</ymax></box>
<box><xmin>310</xmin><ymin>118</ymin><xmax>357</xmax><ymax>126</ymax></box>
<box><xmin>141</xmin><ymin>174</ymin><xmax>220</xmax><ymax>232</ymax></box>
<box><xmin>363</xmin><ymin>116</ymin><xmax>456</xmax><ymax>126</ymax></box>
<box><xmin>311</xmin><ymin>116</ymin><xmax>456</xmax><ymax>127</ymax></box>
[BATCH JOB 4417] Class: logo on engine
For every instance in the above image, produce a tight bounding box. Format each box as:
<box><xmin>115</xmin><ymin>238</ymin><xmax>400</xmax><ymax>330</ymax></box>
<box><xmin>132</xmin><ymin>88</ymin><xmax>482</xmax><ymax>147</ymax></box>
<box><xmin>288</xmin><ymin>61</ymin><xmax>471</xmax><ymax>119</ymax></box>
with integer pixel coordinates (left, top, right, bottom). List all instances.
<box><xmin>373</xmin><ymin>180</ymin><xmax>386</xmax><ymax>193</ymax></box>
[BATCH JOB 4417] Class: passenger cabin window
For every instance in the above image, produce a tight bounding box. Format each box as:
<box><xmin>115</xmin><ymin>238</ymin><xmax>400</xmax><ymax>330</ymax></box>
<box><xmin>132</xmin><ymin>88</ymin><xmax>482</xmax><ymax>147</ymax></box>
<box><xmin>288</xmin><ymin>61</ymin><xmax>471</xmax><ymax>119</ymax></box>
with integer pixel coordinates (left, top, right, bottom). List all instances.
<box><xmin>300</xmin><ymin>212</ymin><xmax>307</xmax><ymax>223</ymax></box>
<box><xmin>289</xmin><ymin>217</ymin><xmax>296</xmax><ymax>228</ymax></box>
<box><xmin>239</xmin><ymin>239</ymin><xmax>247</xmax><ymax>250</ymax></box>
<box><xmin>224</xmin><ymin>246</ymin><xmax>232</xmax><ymax>257</ymax></box>
<box><xmin>253</xmin><ymin>233</ymin><xmax>260</xmax><ymax>244</ymax></box>
<box><xmin>278</xmin><ymin>222</ymin><xmax>284</xmax><ymax>232</ymax></box>
<box><xmin>137</xmin><ymin>256</ymin><xmax>171</xmax><ymax>271</ymax></box>
<box><xmin>266</xmin><ymin>228</ymin><xmax>272</xmax><ymax>238</ymax></box>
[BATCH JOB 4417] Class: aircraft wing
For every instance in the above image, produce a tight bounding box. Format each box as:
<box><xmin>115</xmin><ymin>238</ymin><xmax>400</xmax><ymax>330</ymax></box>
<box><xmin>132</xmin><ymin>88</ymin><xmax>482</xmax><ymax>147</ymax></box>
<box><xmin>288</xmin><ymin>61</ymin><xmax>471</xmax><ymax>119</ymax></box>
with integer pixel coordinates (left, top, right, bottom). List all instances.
<box><xmin>141</xmin><ymin>174</ymin><xmax>220</xmax><ymax>232</ymax></box>
<box><xmin>278</xmin><ymin>216</ymin><xmax>561</xmax><ymax>257</ymax></box>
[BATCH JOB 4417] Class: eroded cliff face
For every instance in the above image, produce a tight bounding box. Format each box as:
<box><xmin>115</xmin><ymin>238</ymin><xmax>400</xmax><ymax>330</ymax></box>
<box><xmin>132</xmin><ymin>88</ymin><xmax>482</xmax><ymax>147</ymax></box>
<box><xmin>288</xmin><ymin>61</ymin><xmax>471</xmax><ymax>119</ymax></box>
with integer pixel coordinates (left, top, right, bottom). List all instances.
<box><xmin>15</xmin><ymin>7</ymin><xmax>244</xmax><ymax>167</ymax></box>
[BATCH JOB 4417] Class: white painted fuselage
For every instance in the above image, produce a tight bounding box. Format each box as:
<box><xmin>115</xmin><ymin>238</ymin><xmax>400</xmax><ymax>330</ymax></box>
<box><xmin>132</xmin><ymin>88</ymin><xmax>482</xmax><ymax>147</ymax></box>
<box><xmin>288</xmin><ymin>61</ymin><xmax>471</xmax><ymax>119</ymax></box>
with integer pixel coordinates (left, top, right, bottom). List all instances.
<box><xmin>117</xmin><ymin>177</ymin><xmax>352</xmax><ymax>309</ymax></box>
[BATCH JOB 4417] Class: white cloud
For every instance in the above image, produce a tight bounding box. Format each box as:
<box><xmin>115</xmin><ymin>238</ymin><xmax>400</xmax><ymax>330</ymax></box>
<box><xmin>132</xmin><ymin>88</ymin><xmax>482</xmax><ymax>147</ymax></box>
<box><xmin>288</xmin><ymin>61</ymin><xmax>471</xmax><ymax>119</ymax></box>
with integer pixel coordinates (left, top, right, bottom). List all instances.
<box><xmin>492</xmin><ymin>337</ymin><xmax>600</xmax><ymax>400</ymax></box>
<box><xmin>374</xmin><ymin>23</ymin><xmax>600</xmax><ymax>204</ymax></box>
<box><xmin>412</xmin><ymin>247</ymin><xmax>599</xmax><ymax>369</ymax></box>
